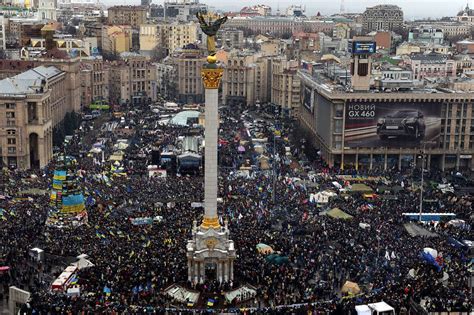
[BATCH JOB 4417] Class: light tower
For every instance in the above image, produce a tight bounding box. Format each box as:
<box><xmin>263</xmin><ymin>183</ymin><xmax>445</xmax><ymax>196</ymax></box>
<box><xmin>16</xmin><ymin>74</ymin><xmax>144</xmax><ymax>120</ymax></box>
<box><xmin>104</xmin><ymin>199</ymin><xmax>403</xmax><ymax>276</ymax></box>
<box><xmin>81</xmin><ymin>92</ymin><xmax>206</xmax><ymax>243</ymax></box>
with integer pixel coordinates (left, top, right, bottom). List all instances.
<box><xmin>186</xmin><ymin>11</ymin><xmax>236</xmax><ymax>284</ymax></box>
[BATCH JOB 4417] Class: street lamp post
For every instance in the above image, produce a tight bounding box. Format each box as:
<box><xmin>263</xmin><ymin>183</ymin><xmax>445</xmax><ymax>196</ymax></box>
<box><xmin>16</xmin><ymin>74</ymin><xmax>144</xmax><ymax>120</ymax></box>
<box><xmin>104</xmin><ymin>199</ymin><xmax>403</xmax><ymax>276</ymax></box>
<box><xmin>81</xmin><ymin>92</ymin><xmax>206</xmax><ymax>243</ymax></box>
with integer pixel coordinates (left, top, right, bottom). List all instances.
<box><xmin>418</xmin><ymin>141</ymin><xmax>435</xmax><ymax>222</ymax></box>
<box><xmin>419</xmin><ymin>150</ymin><xmax>424</xmax><ymax>222</ymax></box>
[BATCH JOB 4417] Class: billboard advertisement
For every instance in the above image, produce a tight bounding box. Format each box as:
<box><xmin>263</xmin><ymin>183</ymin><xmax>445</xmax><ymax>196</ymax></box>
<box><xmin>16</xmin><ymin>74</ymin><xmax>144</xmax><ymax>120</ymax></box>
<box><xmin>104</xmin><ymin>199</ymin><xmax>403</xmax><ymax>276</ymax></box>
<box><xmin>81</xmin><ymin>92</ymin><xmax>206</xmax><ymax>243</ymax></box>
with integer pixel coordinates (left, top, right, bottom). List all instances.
<box><xmin>349</xmin><ymin>41</ymin><xmax>376</xmax><ymax>54</ymax></box>
<box><xmin>344</xmin><ymin>101</ymin><xmax>442</xmax><ymax>148</ymax></box>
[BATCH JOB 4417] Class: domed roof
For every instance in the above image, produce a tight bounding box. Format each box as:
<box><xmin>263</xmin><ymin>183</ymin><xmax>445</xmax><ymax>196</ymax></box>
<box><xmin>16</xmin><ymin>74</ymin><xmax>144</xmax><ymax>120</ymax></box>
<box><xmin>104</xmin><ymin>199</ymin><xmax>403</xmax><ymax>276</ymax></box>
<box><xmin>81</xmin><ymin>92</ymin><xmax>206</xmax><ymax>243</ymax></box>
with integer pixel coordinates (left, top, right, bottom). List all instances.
<box><xmin>457</xmin><ymin>4</ymin><xmax>474</xmax><ymax>16</ymax></box>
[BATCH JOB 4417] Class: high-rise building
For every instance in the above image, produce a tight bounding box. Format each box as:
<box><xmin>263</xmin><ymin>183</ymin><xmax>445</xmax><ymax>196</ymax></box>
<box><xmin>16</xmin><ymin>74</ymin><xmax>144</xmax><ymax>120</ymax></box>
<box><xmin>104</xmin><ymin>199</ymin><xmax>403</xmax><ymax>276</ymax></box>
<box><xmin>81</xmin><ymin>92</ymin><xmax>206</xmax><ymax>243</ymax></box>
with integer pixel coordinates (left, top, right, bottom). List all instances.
<box><xmin>361</xmin><ymin>4</ymin><xmax>403</xmax><ymax>32</ymax></box>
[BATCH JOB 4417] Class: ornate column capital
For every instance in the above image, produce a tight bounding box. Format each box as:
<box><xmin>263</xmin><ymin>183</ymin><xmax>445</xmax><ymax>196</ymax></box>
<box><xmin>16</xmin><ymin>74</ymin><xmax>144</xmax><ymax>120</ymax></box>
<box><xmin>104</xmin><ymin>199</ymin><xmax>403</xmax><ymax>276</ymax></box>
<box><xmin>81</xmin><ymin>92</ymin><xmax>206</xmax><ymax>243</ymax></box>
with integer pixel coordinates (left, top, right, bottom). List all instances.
<box><xmin>201</xmin><ymin>68</ymin><xmax>224</xmax><ymax>89</ymax></box>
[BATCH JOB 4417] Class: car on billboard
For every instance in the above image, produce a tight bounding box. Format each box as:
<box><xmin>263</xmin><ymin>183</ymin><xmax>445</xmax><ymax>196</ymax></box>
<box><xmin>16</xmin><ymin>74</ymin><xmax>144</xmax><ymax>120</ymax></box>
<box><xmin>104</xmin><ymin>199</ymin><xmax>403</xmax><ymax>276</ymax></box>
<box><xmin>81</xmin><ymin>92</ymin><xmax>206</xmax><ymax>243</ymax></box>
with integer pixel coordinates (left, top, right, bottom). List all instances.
<box><xmin>376</xmin><ymin>110</ymin><xmax>426</xmax><ymax>140</ymax></box>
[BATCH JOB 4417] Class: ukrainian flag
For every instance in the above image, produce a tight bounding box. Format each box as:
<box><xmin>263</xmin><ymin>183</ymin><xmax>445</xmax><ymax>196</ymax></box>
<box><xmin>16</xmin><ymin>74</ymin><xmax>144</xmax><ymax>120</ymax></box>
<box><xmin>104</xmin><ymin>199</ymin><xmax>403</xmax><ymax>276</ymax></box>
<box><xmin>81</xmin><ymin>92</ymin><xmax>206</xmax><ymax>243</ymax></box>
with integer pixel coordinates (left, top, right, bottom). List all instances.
<box><xmin>53</xmin><ymin>170</ymin><xmax>67</xmax><ymax>181</ymax></box>
<box><xmin>61</xmin><ymin>194</ymin><xmax>85</xmax><ymax>213</ymax></box>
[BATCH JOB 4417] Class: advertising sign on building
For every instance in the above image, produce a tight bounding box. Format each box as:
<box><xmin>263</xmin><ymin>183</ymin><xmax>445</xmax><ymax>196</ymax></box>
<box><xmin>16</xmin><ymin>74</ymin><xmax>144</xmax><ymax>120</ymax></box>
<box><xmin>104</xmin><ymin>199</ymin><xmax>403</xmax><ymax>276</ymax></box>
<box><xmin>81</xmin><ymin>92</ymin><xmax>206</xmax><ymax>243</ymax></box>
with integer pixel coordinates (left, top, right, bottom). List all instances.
<box><xmin>344</xmin><ymin>101</ymin><xmax>442</xmax><ymax>148</ymax></box>
<box><xmin>349</xmin><ymin>41</ymin><xmax>377</xmax><ymax>54</ymax></box>
<box><xmin>303</xmin><ymin>86</ymin><xmax>312</xmax><ymax>112</ymax></box>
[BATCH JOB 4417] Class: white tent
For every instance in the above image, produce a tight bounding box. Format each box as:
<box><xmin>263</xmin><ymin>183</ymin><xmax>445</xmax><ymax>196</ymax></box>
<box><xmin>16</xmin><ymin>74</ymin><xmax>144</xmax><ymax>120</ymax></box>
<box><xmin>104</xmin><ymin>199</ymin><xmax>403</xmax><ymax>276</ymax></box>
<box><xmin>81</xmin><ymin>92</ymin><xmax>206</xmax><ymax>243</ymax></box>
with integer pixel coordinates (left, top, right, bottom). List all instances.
<box><xmin>423</xmin><ymin>247</ymin><xmax>438</xmax><ymax>258</ymax></box>
<box><xmin>368</xmin><ymin>301</ymin><xmax>395</xmax><ymax>314</ymax></box>
<box><xmin>72</xmin><ymin>258</ymin><xmax>94</xmax><ymax>270</ymax></box>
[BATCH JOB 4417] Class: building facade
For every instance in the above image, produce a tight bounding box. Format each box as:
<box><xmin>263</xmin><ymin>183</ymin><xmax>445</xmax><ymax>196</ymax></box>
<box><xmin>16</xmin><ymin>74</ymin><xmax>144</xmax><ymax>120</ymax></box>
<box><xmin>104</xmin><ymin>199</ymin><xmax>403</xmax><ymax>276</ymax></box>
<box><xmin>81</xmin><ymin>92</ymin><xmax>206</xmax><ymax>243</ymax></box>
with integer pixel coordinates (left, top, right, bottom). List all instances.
<box><xmin>140</xmin><ymin>22</ymin><xmax>197</xmax><ymax>56</ymax></box>
<box><xmin>154</xmin><ymin>62</ymin><xmax>176</xmax><ymax>101</ymax></box>
<box><xmin>216</xmin><ymin>28</ymin><xmax>244</xmax><ymax>50</ymax></box>
<box><xmin>457</xmin><ymin>4</ymin><xmax>474</xmax><ymax>23</ymax></box>
<box><xmin>361</xmin><ymin>4</ymin><xmax>403</xmax><ymax>32</ymax></box>
<box><xmin>80</xmin><ymin>57</ymin><xmax>109</xmax><ymax>107</ymax></box>
<box><xmin>163</xmin><ymin>0</ymin><xmax>207</xmax><ymax>22</ymax></box>
<box><xmin>271</xmin><ymin>58</ymin><xmax>300</xmax><ymax>117</ymax></box>
<box><xmin>408</xmin><ymin>26</ymin><xmax>444</xmax><ymax>45</ymax></box>
<box><xmin>225</xmin><ymin>17</ymin><xmax>334</xmax><ymax>37</ymax></box>
<box><xmin>407</xmin><ymin>52</ymin><xmax>456</xmax><ymax>81</ymax></box>
<box><xmin>108</xmin><ymin>54</ymin><xmax>157</xmax><ymax>105</ymax></box>
<box><xmin>102</xmin><ymin>25</ymin><xmax>132</xmax><ymax>55</ymax></box>
<box><xmin>168</xmin><ymin>44</ymin><xmax>205</xmax><ymax>104</ymax></box>
<box><xmin>298</xmin><ymin>69</ymin><xmax>474</xmax><ymax>171</ymax></box>
<box><xmin>222</xmin><ymin>50</ymin><xmax>270</xmax><ymax>107</ymax></box>
<box><xmin>0</xmin><ymin>15</ymin><xmax>5</xmax><ymax>51</ymax></box>
<box><xmin>107</xmin><ymin>6</ymin><xmax>147</xmax><ymax>29</ymax></box>
<box><xmin>38</xmin><ymin>0</ymin><xmax>57</xmax><ymax>20</ymax></box>
<box><xmin>0</xmin><ymin>66</ymin><xmax>67</xmax><ymax>169</ymax></box>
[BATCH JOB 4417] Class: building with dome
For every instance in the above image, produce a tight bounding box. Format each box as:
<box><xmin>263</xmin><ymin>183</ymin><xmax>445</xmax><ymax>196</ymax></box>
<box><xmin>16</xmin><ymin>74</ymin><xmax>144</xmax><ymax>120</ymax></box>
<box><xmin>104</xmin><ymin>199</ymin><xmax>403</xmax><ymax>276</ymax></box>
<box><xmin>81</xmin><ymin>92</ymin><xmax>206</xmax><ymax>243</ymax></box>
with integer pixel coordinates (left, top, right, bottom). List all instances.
<box><xmin>457</xmin><ymin>3</ymin><xmax>474</xmax><ymax>23</ymax></box>
<box><xmin>361</xmin><ymin>4</ymin><xmax>403</xmax><ymax>32</ymax></box>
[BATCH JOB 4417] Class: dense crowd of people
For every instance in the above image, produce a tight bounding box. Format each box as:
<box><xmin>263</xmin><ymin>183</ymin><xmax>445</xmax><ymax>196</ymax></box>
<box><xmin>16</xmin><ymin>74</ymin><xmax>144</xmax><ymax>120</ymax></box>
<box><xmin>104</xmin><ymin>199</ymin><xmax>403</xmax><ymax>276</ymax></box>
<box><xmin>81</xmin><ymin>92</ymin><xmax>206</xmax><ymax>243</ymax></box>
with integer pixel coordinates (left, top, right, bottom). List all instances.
<box><xmin>0</xmin><ymin>102</ymin><xmax>472</xmax><ymax>314</ymax></box>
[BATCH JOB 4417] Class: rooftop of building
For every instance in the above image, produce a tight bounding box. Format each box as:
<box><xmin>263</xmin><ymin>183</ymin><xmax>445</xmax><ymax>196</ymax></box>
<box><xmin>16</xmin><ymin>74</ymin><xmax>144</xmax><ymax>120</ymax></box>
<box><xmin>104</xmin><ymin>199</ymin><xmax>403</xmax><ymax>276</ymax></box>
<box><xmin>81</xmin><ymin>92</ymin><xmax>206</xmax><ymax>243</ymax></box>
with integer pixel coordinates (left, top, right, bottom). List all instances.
<box><xmin>457</xmin><ymin>4</ymin><xmax>474</xmax><ymax>16</ymax></box>
<box><xmin>298</xmin><ymin>67</ymin><xmax>474</xmax><ymax>99</ymax></box>
<box><xmin>0</xmin><ymin>65</ymin><xmax>62</xmax><ymax>96</ymax></box>
<box><xmin>409</xmin><ymin>51</ymin><xmax>448</xmax><ymax>62</ymax></box>
<box><xmin>364</xmin><ymin>4</ymin><xmax>402</xmax><ymax>11</ymax></box>
<box><xmin>108</xmin><ymin>5</ymin><xmax>147</xmax><ymax>10</ymax></box>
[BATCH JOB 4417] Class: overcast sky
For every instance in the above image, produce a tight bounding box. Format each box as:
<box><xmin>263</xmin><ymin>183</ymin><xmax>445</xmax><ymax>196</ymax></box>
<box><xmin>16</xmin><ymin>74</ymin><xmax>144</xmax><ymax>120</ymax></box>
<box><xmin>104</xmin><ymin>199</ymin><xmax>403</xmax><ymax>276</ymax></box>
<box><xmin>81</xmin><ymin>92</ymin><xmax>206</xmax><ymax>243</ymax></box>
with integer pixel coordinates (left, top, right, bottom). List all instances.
<box><xmin>106</xmin><ymin>0</ymin><xmax>472</xmax><ymax>20</ymax></box>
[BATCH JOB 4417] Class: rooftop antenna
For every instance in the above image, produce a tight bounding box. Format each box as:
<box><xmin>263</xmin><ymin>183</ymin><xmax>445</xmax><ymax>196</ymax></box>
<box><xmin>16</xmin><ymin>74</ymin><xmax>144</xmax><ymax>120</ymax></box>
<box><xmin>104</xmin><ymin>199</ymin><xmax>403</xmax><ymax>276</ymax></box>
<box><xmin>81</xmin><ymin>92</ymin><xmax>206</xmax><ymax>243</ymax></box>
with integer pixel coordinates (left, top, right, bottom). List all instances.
<box><xmin>340</xmin><ymin>0</ymin><xmax>345</xmax><ymax>14</ymax></box>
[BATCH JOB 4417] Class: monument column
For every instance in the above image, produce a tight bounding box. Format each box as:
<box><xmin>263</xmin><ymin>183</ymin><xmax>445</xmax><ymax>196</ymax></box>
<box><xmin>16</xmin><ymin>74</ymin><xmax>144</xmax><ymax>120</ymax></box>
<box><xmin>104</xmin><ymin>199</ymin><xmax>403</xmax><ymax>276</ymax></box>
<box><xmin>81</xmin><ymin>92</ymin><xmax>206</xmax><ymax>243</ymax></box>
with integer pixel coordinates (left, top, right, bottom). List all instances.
<box><xmin>200</xmin><ymin>261</ymin><xmax>205</xmax><ymax>283</ymax></box>
<box><xmin>188</xmin><ymin>259</ymin><xmax>193</xmax><ymax>282</ymax></box>
<box><xmin>217</xmin><ymin>261</ymin><xmax>222</xmax><ymax>283</ymax></box>
<box><xmin>201</xmin><ymin>73</ymin><xmax>222</xmax><ymax>230</ymax></box>
<box><xmin>186</xmin><ymin>11</ymin><xmax>236</xmax><ymax>288</ymax></box>
<box><xmin>223</xmin><ymin>261</ymin><xmax>229</xmax><ymax>282</ymax></box>
<box><xmin>194</xmin><ymin>262</ymin><xmax>199</xmax><ymax>283</ymax></box>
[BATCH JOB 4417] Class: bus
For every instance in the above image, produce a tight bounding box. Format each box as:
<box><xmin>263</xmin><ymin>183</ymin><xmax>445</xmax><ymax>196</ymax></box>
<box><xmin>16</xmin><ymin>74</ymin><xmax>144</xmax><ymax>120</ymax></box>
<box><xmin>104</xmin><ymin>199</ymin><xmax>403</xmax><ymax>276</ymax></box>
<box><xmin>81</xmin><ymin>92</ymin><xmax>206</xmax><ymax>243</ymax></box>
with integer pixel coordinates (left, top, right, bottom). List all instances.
<box><xmin>88</xmin><ymin>100</ymin><xmax>110</xmax><ymax>110</ymax></box>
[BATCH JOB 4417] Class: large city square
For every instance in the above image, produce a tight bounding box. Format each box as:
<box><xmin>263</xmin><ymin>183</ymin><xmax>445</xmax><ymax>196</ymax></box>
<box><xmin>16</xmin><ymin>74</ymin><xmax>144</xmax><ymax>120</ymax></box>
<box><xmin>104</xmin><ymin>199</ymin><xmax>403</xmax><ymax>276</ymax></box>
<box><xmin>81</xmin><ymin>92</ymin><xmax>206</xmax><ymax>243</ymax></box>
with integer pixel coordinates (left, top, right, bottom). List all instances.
<box><xmin>0</xmin><ymin>0</ymin><xmax>473</xmax><ymax>314</ymax></box>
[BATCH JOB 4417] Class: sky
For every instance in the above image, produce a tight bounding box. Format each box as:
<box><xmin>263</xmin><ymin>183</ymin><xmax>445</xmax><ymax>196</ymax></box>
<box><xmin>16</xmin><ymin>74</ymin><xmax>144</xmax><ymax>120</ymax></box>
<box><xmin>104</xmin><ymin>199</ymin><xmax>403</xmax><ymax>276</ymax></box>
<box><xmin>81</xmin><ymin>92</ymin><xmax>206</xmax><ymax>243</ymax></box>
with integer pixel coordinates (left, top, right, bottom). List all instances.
<box><xmin>105</xmin><ymin>0</ymin><xmax>473</xmax><ymax>20</ymax></box>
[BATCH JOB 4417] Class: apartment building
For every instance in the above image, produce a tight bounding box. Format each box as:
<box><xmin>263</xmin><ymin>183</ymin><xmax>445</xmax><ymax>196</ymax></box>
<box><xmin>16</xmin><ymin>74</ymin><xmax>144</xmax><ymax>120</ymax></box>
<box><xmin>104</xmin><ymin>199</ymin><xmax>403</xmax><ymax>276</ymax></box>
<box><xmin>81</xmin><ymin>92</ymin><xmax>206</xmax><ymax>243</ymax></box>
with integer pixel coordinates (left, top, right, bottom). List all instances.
<box><xmin>80</xmin><ymin>57</ymin><xmax>109</xmax><ymax>107</ymax></box>
<box><xmin>140</xmin><ymin>22</ymin><xmax>197</xmax><ymax>55</ymax></box>
<box><xmin>271</xmin><ymin>58</ymin><xmax>300</xmax><ymax>117</ymax></box>
<box><xmin>107</xmin><ymin>5</ymin><xmax>147</xmax><ymax>29</ymax></box>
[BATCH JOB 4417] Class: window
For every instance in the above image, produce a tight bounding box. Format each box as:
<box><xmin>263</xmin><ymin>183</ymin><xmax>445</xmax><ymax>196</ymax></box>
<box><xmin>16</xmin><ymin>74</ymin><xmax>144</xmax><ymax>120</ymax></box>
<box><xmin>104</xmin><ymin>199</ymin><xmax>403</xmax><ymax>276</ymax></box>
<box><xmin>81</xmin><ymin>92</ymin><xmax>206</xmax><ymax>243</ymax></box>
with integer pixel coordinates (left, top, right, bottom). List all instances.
<box><xmin>6</xmin><ymin>112</ymin><xmax>15</xmax><ymax>118</ymax></box>
<box><xmin>6</xmin><ymin>103</ymin><xmax>15</xmax><ymax>109</ymax></box>
<box><xmin>8</xmin><ymin>147</ymin><xmax>16</xmax><ymax>154</ymax></box>
<box><xmin>7</xmin><ymin>138</ymin><xmax>16</xmax><ymax>145</ymax></box>
<box><xmin>7</xmin><ymin>129</ymin><xmax>16</xmax><ymax>135</ymax></box>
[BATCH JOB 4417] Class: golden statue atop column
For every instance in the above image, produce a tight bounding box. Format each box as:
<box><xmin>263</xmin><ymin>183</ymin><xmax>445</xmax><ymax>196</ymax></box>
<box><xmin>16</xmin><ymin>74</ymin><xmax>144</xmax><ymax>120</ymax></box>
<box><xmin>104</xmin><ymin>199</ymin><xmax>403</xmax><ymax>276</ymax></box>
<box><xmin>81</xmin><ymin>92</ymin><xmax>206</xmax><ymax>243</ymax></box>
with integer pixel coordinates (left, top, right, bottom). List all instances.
<box><xmin>196</xmin><ymin>11</ymin><xmax>227</xmax><ymax>88</ymax></box>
